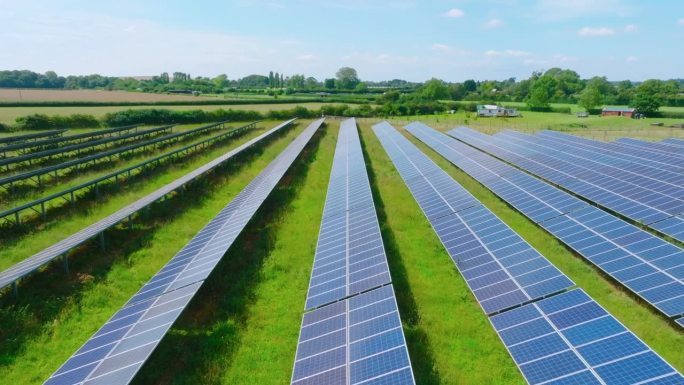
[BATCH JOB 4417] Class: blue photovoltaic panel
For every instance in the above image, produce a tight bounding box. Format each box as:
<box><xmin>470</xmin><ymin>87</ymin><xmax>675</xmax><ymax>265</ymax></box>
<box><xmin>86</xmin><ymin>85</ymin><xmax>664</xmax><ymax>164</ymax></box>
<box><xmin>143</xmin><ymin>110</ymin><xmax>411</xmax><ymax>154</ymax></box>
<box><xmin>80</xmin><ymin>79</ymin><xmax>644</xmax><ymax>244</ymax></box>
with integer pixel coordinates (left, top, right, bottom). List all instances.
<box><xmin>448</xmin><ymin>127</ymin><xmax>684</xmax><ymax>243</ymax></box>
<box><xmin>677</xmin><ymin>318</ymin><xmax>684</xmax><ymax>328</ymax></box>
<box><xmin>496</xmin><ymin>130</ymin><xmax>684</xmax><ymax>203</ymax></box>
<box><xmin>373</xmin><ymin>122</ymin><xmax>572</xmax><ymax>315</ymax></box>
<box><xmin>662</xmin><ymin>138</ymin><xmax>684</xmax><ymax>147</ymax></box>
<box><xmin>615</xmin><ymin>137</ymin><xmax>684</xmax><ymax>157</ymax></box>
<box><xmin>408</xmin><ymin>123</ymin><xmax>684</xmax><ymax>319</ymax></box>
<box><xmin>491</xmin><ymin>289</ymin><xmax>684</xmax><ymax>385</ymax></box>
<box><xmin>292</xmin><ymin>285</ymin><xmax>415</xmax><ymax>385</ymax></box>
<box><xmin>44</xmin><ymin>119</ymin><xmax>325</xmax><ymax>385</ymax></box>
<box><xmin>305</xmin><ymin>118</ymin><xmax>391</xmax><ymax>310</ymax></box>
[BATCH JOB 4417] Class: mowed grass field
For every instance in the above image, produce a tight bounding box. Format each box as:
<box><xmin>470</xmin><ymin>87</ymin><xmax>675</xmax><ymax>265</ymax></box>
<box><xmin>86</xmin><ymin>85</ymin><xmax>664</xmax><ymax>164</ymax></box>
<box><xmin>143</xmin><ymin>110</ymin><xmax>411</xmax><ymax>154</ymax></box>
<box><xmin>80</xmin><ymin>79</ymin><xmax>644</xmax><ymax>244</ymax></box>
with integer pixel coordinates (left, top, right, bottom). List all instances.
<box><xmin>0</xmin><ymin>119</ymin><xmax>682</xmax><ymax>385</ymax></box>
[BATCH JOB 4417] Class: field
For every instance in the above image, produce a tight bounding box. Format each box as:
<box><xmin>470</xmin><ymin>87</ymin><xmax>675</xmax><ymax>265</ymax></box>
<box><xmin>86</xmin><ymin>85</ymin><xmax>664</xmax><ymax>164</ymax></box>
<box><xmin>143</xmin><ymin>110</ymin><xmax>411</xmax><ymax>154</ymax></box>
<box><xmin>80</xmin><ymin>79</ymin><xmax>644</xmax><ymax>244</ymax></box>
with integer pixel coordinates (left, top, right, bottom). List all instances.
<box><xmin>0</xmin><ymin>117</ymin><xmax>683</xmax><ymax>385</ymax></box>
<box><xmin>0</xmin><ymin>89</ymin><xmax>220</xmax><ymax>102</ymax></box>
<box><xmin>0</xmin><ymin>103</ymin><xmax>332</xmax><ymax>125</ymax></box>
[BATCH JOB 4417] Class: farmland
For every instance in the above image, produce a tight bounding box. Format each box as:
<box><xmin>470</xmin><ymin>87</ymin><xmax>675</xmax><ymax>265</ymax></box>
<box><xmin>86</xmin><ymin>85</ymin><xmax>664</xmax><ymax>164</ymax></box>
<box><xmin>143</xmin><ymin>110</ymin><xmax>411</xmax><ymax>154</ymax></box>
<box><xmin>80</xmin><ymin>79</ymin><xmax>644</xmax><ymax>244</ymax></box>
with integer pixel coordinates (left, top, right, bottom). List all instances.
<box><xmin>0</xmin><ymin>115</ymin><xmax>682</xmax><ymax>385</ymax></box>
<box><xmin>0</xmin><ymin>89</ymin><xmax>220</xmax><ymax>102</ymax></box>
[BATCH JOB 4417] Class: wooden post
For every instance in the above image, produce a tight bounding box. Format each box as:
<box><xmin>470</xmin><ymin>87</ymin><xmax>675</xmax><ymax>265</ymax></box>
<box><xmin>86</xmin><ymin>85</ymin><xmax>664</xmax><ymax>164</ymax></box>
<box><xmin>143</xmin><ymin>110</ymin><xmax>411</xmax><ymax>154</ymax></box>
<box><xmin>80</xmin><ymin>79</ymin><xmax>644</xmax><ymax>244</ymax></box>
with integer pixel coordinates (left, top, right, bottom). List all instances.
<box><xmin>99</xmin><ymin>232</ymin><xmax>105</xmax><ymax>251</ymax></box>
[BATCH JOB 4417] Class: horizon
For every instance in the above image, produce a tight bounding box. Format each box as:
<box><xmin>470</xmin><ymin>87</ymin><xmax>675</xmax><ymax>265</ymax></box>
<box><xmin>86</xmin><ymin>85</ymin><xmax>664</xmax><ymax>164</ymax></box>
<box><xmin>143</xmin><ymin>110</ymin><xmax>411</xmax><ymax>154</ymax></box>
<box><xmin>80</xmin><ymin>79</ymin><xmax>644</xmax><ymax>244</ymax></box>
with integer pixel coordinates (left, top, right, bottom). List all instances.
<box><xmin>2</xmin><ymin>0</ymin><xmax>683</xmax><ymax>82</ymax></box>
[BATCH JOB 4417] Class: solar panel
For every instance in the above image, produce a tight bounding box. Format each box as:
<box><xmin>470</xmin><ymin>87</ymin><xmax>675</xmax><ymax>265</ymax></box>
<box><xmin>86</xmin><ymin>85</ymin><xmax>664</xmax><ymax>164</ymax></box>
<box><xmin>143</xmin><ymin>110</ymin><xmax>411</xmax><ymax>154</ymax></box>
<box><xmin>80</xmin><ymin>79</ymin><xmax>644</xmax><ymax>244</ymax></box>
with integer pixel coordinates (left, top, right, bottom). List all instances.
<box><xmin>0</xmin><ymin>129</ymin><xmax>67</xmax><ymax>146</ymax></box>
<box><xmin>496</xmin><ymin>130</ymin><xmax>684</xmax><ymax>202</ymax></box>
<box><xmin>615</xmin><ymin>137</ymin><xmax>684</xmax><ymax>157</ymax></box>
<box><xmin>407</xmin><ymin>122</ymin><xmax>684</xmax><ymax>319</ymax></box>
<box><xmin>305</xmin><ymin>118</ymin><xmax>391</xmax><ymax>310</ymax></box>
<box><xmin>449</xmin><ymin>127</ymin><xmax>684</xmax><ymax>243</ymax></box>
<box><xmin>44</xmin><ymin>118</ymin><xmax>324</xmax><ymax>385</ymax></box>
<box><xmin>292</xmin><ymin>285</ymin><xmax>414</xmax><ymax>385</ymax></box>
<box><xmin>491</xmin><ymin>289</ymin><xmax>684</xmax><ymax>384</ymax></box>
<box><xmin>677</xmin><ymin>317</ymin><xmax>684</xmax><ymax>328</ymax></box>
<box><xmin>0</xmin><ymin>119</ymin><xmax>296</xmax><ymax>292</ymax></box>
<box><xmin>662</xmin><ymin>138</ymin><xmax>684</xmax><ymax>147</ymax></box>
<box><xmin>373</xmin><ymin>122</ymin><xmax>572</xmax><ymax>315</ymax></box>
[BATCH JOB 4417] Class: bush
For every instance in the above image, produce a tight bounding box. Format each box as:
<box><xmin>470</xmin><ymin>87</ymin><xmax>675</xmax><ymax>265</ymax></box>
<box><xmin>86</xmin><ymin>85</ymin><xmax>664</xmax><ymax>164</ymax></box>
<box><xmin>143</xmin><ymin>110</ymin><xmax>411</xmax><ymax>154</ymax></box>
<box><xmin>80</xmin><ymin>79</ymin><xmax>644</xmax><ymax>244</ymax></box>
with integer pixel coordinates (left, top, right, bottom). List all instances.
<box><xmin>0</xmin><ymin>122</ymin><xmax>11</xmax><ymax>132</ymax></box>
<box><xmin>14</xmin><ymin>113</ymin><xmax>100</xmax><ymax>130</ymax></box>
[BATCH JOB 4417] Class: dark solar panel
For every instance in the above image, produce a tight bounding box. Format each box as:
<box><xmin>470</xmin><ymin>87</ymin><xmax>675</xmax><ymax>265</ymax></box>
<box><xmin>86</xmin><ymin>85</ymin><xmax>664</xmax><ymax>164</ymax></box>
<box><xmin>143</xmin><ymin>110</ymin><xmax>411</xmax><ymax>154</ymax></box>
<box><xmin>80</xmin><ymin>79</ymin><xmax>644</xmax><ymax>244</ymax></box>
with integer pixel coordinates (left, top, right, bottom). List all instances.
<box><xmin>292</xmin><ymin>285</ymin><xmax>414</xmax><ymax>385</ymax></box>
<box><xmin>44</xmin><ymin>119</ymin><xmax>324</xmax><ymax>385</ymax></box>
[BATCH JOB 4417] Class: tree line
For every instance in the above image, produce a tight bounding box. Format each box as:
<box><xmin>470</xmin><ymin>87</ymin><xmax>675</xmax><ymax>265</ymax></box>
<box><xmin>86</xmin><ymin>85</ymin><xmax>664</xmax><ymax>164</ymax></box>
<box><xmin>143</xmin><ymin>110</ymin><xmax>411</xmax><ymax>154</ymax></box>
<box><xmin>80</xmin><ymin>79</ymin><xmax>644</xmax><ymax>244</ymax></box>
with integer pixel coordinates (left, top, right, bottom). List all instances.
<box><xmin>2</xmin><ymin>67</ymin><xmax>683</xmax><ymax>114</ymax></box>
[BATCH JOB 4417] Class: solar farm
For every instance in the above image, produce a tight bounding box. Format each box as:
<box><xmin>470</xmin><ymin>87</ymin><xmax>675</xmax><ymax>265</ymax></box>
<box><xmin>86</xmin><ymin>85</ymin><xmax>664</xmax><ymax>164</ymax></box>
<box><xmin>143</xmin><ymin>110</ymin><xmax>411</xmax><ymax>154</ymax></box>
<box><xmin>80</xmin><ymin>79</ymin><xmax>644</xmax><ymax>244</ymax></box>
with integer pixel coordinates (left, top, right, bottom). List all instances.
<box><xmin>0</xmin><ymin>117</ymin><xmax>683</xmax><ymax>385</ymax></box>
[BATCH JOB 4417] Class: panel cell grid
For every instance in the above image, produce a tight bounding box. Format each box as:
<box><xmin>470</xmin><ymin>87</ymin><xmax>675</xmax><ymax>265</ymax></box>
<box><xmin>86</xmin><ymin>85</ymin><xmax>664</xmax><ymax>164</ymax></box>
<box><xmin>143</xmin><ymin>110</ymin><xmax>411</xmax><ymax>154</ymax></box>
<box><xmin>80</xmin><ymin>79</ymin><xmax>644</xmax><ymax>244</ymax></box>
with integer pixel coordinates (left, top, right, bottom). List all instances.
<box><xmin>491</xmin><ymin>289</ymin><xmax>684</xmax><ymax>385</ymax></box>
<box><xmin>305</xmin><ymin>119</ymin><xmax>391</xmax><ymax>310</ymax></box>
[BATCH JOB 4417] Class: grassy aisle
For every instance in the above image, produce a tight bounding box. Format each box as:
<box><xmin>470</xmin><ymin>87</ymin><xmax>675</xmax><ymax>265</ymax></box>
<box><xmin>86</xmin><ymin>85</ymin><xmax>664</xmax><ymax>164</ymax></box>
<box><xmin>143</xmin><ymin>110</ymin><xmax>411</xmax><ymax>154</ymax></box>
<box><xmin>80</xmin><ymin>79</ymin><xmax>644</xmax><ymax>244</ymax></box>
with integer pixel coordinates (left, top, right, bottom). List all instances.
<box><xmin>131</xmin><ymin>120</ymin><xmax>334</xmax><ymax>385</ymax></box>
<box><xmin>358</xmin><ymin>121</ymin><xmax>525</xmax><ymax>384</ymax></box>
<box><xmin>0</xmin><ymin>121</ymin><xmax>309</xmax><ymax>385</ymax></box>
<box><xmin>396</xmin><ymin>123</ymin><xmax>684</xmax><ymax>372</ymax></box>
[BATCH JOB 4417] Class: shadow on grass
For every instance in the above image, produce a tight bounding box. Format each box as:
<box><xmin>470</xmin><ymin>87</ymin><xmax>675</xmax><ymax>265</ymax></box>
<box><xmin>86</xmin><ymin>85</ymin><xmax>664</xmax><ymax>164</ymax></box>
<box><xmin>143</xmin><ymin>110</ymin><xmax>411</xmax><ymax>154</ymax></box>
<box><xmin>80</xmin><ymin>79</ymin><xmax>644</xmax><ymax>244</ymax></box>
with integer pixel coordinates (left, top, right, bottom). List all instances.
<box><xmin>0</xmin><ymin>126</ymin><xmax>255</xmax><ymax>240</ymax></box>
<box><xmin>359</xmin><ymin>130</ymin><xmax>442</xmax><ymax>385</ymax></box>
<box><xmin>131</xmin><ymin>123</ymin><xmax>326</xmax><ymax>385</ymax></box>
<box><xmin>0</xmin><ymin>123</ymin><xmax>298</xmax><ymax>368</ymax></box>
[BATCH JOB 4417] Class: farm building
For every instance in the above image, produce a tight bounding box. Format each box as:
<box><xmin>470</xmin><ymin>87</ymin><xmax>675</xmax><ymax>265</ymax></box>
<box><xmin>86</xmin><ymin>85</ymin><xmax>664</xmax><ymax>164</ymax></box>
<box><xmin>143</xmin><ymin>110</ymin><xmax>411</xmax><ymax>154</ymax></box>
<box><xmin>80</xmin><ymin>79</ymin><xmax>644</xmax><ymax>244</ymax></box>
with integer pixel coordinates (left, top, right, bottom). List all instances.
<box><xmin>477</xmin><ymin>104</ymin><xmax>519</xmax><ymax>117</ymax></box>
<box><xmin>602</xmin><ymin>106</ymin><xmax>636</xmax><ymax>118</ymax></box>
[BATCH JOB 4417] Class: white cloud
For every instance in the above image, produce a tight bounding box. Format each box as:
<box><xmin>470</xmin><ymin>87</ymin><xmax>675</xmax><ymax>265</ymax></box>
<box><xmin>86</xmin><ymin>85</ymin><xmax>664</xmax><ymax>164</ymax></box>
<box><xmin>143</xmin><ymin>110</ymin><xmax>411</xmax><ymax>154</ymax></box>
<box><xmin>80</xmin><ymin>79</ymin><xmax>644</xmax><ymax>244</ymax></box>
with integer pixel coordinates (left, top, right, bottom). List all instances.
<box><xmin>626</xmin><ymin>56</ymin><xmax>638</xmax><ymax>62</ymax></box>
<box><xmin>297</xmin><ymin>54</ymin><xmax>318</xmax><ymax>61</ymax></box>
<box><xmin>536</xmin><ymin>0</ymin><xmax>631</xmax><ymax>20</ymax></box>
<box><xmin>485</xmin><ymin>49</ymin><xmax>531</xmax><ymax>57</ymax></box>
<box><xmin>623</xmin><ymin>24</ymin><xmax>638</xmax><ymax>32</ymax></box>
<box><xmin>483</xmin><ymin>18</ymin><xmax>504</xmax><ymax>29</ymax></box>
<box><xmin>431</xmin><ymin>43</ymin><xmax>471</xmax><ymax>56</ymax></box>
<box><xmin>443</xmin><ymin>8</ymin><xmax>465</xmax><ymax>18</ymax></box>
<box><xmin>577</xmin><ymin>27</ymin><xmax>616</xmax><ymax>37</ymax></box>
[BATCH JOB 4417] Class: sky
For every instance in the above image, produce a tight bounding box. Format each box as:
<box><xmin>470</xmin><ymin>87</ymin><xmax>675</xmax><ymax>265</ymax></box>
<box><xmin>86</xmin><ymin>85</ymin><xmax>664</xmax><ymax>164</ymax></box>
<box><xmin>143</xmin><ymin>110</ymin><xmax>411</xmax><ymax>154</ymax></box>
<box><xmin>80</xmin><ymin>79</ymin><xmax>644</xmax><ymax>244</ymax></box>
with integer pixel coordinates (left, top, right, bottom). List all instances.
<box><xmin>1</xmin><ymin>0</ymin><xmax>683</xmax><ymax>82</ymax></box>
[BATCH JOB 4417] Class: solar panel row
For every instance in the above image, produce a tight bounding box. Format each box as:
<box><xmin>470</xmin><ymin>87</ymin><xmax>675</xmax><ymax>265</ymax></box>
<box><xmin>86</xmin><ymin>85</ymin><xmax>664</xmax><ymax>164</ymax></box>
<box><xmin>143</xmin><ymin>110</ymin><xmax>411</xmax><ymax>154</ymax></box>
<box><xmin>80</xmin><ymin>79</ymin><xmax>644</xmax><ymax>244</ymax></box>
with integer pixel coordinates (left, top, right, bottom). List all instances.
<box><xmin>373</xmin><ymin>121</ymin><xmax>684</xmax><ymax>384</ymax></box>
<box><xmin>0</xmin><ymin>125</ymin><xmax>138</xmax><ymax>156</ymax></box>
<box><xmin>0</xmin><ymin>129</ymin><xmax>68</xmax><ymax>146</ymax></box>
<box><xmin>294</xmin><ymin>118</ymin><xmax>414</xmax><ymax>385</ymax></box>
<box><xmin>496</xmin><ymin>130</ymin><xmax>684</xmax><ymax>204</ymax></box>
<box><xmin>0</xmin><ymin>119</ymin><xmax>296</xmax><ymax>292</ymax></box>
<box><xmin>0</xmin><ymin>121</ymin><xmax>226</xmax><ymax>189</ymax></box>
<box><xmin>0</xmin><ymin>122</ymin><xmax>258</xmax><ymax>226</ymax></box>
<box><xmin>305</xmin><ymin>118</ymin><xmax>391</xmax><ymax>310</ymax></box>
<box><xmin>373</xmin><ymin>121</ymin><xmax>573</xmax><ymax>315</ymax></box>
<box><xmin>44</xmin><ymin>118</ymin><xmax>323</xmax><ymax>385</ymax></box>
<box><xmin>449</xmin><ymin>127</ymin><xmax>684</xmax><ymax>244</ymax></box>
<box><xmin>293</xmin><ymin>285</ymin><xmax>414</xmax><ymax>385</ymax></box>
<box><xmin>405</xmin><ymin>122</ymin><xmax>684</xmax><ymax>320</ymax></box>
<box><xmin>662</xmin><ymin>138</ymin><xmax>684</xmax><ymax>147</ymax></box>
<box><xmin>491</xmin><ymin>289</ymin><xmax>684</xmax><ymax>385</ymax></box>
<box><xmin>0</xmin><ymin>125</ymin><xmax>171</xmax><ymax>169</ymax></box>
<box><xmin>614</xmin><ymin>137</ymin><xmax>684</xmax><ymax>157</ymax></box>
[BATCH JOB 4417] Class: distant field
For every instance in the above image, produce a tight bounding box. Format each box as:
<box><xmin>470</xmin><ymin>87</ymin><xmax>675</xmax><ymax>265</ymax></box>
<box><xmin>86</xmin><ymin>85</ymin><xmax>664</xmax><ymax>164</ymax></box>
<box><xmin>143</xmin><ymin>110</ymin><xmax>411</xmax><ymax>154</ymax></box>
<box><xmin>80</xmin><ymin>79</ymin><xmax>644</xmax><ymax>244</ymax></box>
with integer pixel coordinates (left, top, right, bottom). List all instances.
<box><xmin>0</xmin><ymin>103</ymin><xmax>331</xmax><ymax>125</ymax></box>
<box><xmin>0</xmin><ymin>88</ymin><xmax>222</xmax><ymax>102</ymax></box>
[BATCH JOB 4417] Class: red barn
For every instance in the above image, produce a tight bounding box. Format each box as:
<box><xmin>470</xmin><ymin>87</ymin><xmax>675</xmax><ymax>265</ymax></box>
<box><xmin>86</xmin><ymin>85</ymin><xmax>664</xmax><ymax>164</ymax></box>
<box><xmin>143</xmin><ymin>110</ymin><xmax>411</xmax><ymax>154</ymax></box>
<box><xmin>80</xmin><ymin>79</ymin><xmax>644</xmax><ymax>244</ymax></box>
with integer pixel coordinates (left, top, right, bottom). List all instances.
<box><xmin>602</xmin><ymin>107</ymin><xmax>636</xmax><ymax>118</ymax></box>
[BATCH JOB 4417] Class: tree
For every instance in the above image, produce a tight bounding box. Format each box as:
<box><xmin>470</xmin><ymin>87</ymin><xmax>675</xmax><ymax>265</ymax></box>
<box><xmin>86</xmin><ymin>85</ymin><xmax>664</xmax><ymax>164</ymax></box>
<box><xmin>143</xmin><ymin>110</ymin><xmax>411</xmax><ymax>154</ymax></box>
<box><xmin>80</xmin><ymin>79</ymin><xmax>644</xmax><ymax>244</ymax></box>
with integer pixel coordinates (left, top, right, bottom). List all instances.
<box><xmin>268</xmin><ymin>71</ymin><xmax>274</xmax><ymax>87</ymax></box>
<box><xmin>274</xmin><ymin>72</ymin><xmax>280</xmax><ymax>88</ymax></box>
<box><xmin>630</xmin><ymin>80</ymin><xmax>663</xmax><ymax>115</ymax></box>
<box><xmin>463</xmin><ymin>79</ymin><xmax>477</xmax><ymax>93</ymax></box>
<box><xmin>305</xmin><ymin>77</ymin><xmax>318</xmax><ymax>89</ymax></box>
<box><xmin>354</xmin><ymin>82</ymin><xmax>368</xmax><ymax>93</ymax></box>
<box><xmin>212</xmin><ymin>74</ymin><xmax>228</xmax><ymax>89</ymax></box>
<box><xmin>578</xmin><ymin>85</ymin><xmax>604</xmax><ymax>111</ymax></box>
<box><xmin>527</xmin><ymin>75</ymin><xmax>557</xmax><ymax>108</ymax></box>
<box><xmin>418</xmin><ymin>78</ymin><xmax>450</xmax><ymax>101</ymax></box>
<box><xmin>324</xmin><ymin>78</ymin><xmax>336</xmax><ymax>89</ymax></box>
<box><xmin>336</xmin><ymin>67</ymin><xmax>360</xmax><ymax>90</ymax></box>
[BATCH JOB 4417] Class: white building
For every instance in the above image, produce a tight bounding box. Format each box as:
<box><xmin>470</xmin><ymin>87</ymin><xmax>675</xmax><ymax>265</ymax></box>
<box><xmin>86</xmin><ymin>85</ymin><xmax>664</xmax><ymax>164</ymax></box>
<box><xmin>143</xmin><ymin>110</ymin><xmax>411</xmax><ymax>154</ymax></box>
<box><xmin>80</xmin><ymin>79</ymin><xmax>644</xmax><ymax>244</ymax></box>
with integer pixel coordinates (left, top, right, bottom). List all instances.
<box><xmin>477</xmin><ymin>104</ymin><xmax>519</xmax><ymax>117</ymax></box>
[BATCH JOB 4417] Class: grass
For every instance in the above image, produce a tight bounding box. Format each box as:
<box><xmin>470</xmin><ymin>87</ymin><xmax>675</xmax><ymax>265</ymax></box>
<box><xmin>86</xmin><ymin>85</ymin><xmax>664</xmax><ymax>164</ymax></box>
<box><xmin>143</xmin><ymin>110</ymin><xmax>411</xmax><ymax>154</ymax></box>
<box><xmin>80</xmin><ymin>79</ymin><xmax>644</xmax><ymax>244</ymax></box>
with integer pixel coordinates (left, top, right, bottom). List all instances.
<box><xmin>1</xmin><ymin>117</ymin><xmax>683</xmax><ymax>385</ymax></box>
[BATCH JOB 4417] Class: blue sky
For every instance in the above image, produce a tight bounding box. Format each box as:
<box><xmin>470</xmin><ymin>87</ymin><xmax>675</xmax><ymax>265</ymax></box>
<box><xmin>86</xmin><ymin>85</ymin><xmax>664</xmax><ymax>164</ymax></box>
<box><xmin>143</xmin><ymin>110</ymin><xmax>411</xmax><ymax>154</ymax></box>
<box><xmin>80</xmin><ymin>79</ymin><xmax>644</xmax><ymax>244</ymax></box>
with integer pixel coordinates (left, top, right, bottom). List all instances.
<box><xmin>1</xmin><ymin>0</ymin><xmax>683</xmax><ymax>82</ymax></box>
